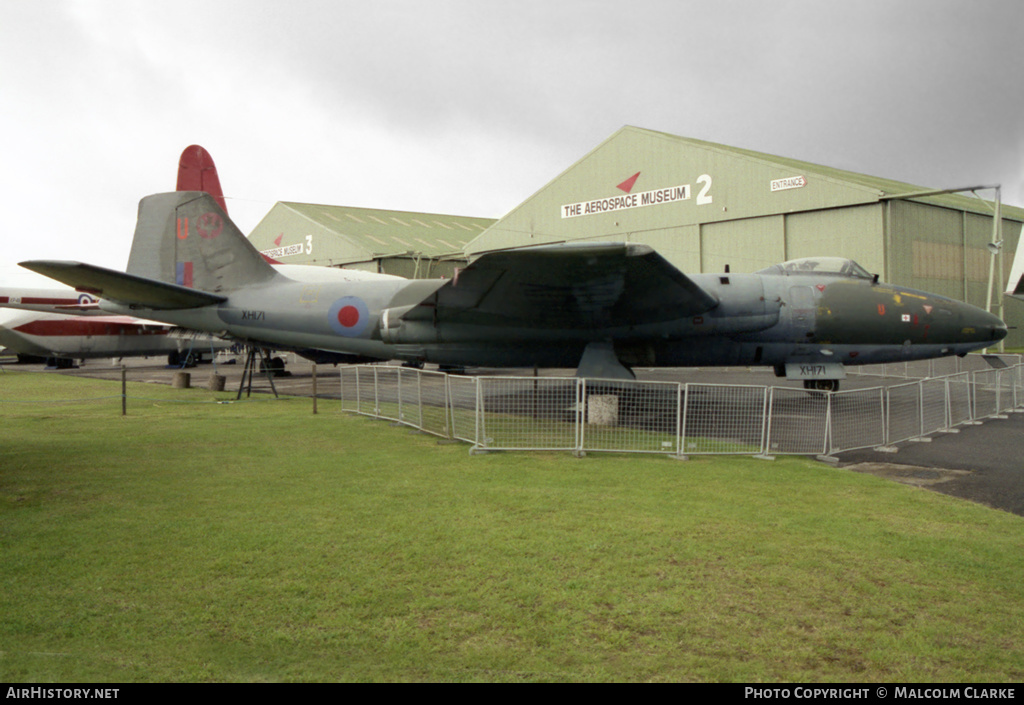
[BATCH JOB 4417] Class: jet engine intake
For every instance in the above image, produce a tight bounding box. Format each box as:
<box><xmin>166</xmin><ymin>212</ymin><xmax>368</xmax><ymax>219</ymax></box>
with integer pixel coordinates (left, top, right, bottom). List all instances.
<box><xmin>380</xmin><ymin>305</ymin><xmax>439</xmax><ymax>344</ymax></box>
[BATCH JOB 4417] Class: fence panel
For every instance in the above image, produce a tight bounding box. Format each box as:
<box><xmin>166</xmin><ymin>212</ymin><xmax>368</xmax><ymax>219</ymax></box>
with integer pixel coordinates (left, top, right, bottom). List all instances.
<box><xmin>996</xmin><ymin>368</ymin><xmax>1016</xmax><ymax>414</ymax></box>
<box><xmin>883</xmin><ymin>362</ymin><xmax>909</xmax><ymax>379</ymax></box>
<box><xmin>579</xmin><ymin>379</ymin><xmax>681</xmax><ymax>455</ymax></box>
<box><xmin>335</xmin><ymin>361</ymin><xmax>1023</xmax><ymax>457</ymax></box>
<box><xmin>395</xmin><ymin>367</ymin><xmax>422</xmax><ymax>428</ymax></box>
<box><xmin>829</xmin><ymin>386</ymin><xmax>886</xmax><ymax>453</ymax></box>
<box><xmin>920</xmin><ymin>378</ymin><xmax>949</xmax><ymax>436</ymax></box>
<box><xmin>946</xmin><ymin>372</ymin><xmax>974</xmax><ymax>427</ymax></box>
<box><xmin>447</xmin><ymin>375</ymin><xmax>478</xmax><ymax>444</ymax></box>
<box><xmin>393</xmin><ymin>368</ymin><xmax>451</xmax><ymax>438</ymax></box>
<box><xmin>342</xmin><ymin>366</ymin><xmax>380</xmax><ymax>416</ymax></box>
<box><xmin>477</xmin><ymin>377</ymin><xmax>579</xmax><ymax>451</ymax></box>
<box><xmin>886</xmin><ymin>382</ymin><xmax>923</xmax><ymax>445</ymax></box>
<box><xmin>370</xmin><ymin>366</ymin><xmax>403</xmax><ymax>422</ymax></box>
<box><xmin>765</xmin><ymin>387</ymin><xmax>828</xmax><ymax>455</ymax></box>
<box><xmin>339</xmin><ymin>366</ymin><xmax>359</xmax><ymax>413</ymax></box>
<box><xmin>682</xmin><ymin>383</ymin><xmax>767</xmax><ymax>455</ymax></box>
<box><xmin>927</xmin><ymin>356</ymin><xmax>962</xmax><ymax>378</ymax></box>
<box><xmin>972</xmin><ymin>369</ymin><xmax>1000</xmax><ymax>420</ymax></box>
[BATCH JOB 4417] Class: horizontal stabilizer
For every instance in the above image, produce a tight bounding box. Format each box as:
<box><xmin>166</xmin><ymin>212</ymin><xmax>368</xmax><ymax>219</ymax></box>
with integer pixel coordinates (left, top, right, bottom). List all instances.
<box><xmin>19</xmin><ymin>261</ymin><xmax>226</xmax><ymax>310</ymax></box>
<box><xmin>53</xmin><ymin>302</ymin><xmax>101</xmax><ymax>312</ymax></box>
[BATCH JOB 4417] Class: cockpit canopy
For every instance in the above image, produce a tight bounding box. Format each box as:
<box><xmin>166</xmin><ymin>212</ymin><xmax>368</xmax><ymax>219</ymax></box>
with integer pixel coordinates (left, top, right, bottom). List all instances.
<box><xmin>757</xmin><ymin>257</ymin><xmax>875</xmax><ymax>280</ymax></box>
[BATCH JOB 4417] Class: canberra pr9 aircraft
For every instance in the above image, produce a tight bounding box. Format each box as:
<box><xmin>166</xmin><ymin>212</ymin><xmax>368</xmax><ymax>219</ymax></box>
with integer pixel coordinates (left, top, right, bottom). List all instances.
<box><xmin>22</xmin><ymin>192</ymin><xmax>1007</xmax><ymax>389</ymax></box>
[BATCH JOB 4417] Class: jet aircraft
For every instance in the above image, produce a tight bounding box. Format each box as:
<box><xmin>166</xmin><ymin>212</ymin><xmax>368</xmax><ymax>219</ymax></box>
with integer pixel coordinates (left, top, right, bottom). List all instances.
<box><xmin>0</xmin><ymin>145</ymin><xmax>238</xmax><ymax>367</ymax></box>
<box><xmin>0</xmin><ymin>308</ymin><xmax>225</xmax><ymax>367</ymax></box>
<box><xmin>0</xmin><ymin>285</ymin><xmax>227</xmax><ymax>366</ymax></box>
<box><xmin>21</xmin><ymin>192</ymin><xmax>1007</xmax><ymax>389</ymax></box>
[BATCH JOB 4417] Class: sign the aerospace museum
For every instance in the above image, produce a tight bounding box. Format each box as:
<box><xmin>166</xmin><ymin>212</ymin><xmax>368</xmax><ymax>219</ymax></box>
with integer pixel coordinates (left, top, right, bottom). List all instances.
<box><xmin>561</xmin><ymin>184</ymin><xmax>692</xmax><ymax>219</ymax></box>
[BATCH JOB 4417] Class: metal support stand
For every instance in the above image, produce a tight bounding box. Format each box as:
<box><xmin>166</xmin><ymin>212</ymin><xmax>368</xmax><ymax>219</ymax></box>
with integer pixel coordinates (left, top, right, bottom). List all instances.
<box><xmin>237</xmin><ymin>346</ymin><xmax>279</xmax><ymax>399</ymax></box>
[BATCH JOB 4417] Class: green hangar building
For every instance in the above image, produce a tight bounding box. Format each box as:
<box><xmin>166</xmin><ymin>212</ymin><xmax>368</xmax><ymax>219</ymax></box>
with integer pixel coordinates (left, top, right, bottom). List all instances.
<box><xmin>248</xmin><ymin>126</ymin><xmax>1024</xmax><ymax>347</ymax></box>
<box><xmin>247</xmin><ymin>202</ymin><xmax>495</xmax><ymax>279</ymax></box>
<box><xmin>464</xmin><ymin>126</ymin><xmax>1024</xmax><ymax>348</ymax></box>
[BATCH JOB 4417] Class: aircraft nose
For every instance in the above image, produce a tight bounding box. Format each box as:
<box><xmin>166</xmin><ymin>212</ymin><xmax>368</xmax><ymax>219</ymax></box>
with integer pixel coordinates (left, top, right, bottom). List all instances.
<box><xmin>964</xmin><ymin>305</ymin><xmax>1007</xmax><ymax>342</ymax></box>
<box><xmin>992</xmin><ymin>320</ymin><xmax>1009</xmax><ymax>341</ymax></box>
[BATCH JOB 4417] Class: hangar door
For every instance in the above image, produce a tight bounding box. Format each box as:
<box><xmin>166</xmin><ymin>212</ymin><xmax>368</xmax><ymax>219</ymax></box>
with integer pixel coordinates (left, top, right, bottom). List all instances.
<box><xmin>784</xmin><ymin>205</ymin><xmax>884</xmax><ymax>277</ymax></box>
<box><xmin>701</xmin><ymin>216</ymin><xmax>785</xmax><ymax>273</ymax></box>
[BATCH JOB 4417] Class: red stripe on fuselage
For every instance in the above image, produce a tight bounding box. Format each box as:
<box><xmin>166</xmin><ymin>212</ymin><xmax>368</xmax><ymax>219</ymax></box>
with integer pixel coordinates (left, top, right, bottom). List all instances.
<box><xmin>2</xmin><ymin>297</ymin><xmax>82</xmax><ymax>306</ymax></box>
<box><xmin>12</xmin><ymin>319</ymin><xmax>168</xmax><ymax>337</ymax></box>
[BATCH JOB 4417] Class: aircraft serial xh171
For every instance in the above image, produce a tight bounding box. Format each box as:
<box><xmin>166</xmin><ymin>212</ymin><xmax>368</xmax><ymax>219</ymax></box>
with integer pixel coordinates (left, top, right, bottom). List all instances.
<box><xmin>22</xmin><ymin>192</ymin><xmax>1007</xmax><ymax>390</ymax></box>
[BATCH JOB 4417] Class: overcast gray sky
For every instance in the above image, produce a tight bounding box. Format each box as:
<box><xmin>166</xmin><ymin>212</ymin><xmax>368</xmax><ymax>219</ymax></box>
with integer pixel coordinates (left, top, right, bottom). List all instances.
<box><xmin>2</xmin><ymin>0</ymin><xmax>1022</xmax><ymax>287</ymax></box>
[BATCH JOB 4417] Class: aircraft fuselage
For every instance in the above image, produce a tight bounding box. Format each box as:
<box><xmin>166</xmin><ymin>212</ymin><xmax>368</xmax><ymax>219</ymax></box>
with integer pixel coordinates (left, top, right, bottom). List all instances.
<box><xmin>100</xmin><ymin>266</ymin><xmax>1006</xmax><ymax>376</ymax></box>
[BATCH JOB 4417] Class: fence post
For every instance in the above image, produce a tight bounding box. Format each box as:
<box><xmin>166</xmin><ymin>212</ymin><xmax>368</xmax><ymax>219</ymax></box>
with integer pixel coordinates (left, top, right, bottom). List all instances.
<box><xmin>919</xmin><ymin>381</ymin><xmax>925</xmax><ymax>439</ymax></box>
<box><xmin>761</xmin><ymin>386</ymin><xmax>774</xmax><ymax>456</ymax></box>
<box><xmin>357</xmin><ymin>366</ymin><xmax>365</xmax><ymax>413</ymax></box>
<box><xmin>944</xmin><ymin>378</ymin><xmax>951</xmax><ymax>431</ymax></box>
<box><xmin>417</xmin><ymin>369</ymin><xmax>424</xmax><ymax>430</ymax></box>
<box><xmin>675</xmin><ymin>383</ymin><xmax>684</xmax><ymax>457</ymax></box>
<box><xmin>883</xmin><ymin>386</ymin><xmax>890</xmax><ymax>447</ymax></box>
<box><xmin>444</xmin><ymin>372</ymin><xmax>453</xmax><ymax>439</ymax></box>
<box><xmin>823</xmin><ymin>391</ymin><xmax>833</xmax><ymax>456</ymax></box>
<box><xmin>475</xmin><ymin>377</ymin><xmax>483</xmax><ymax>449</ymax></box>
<box><xmin>312</xmin><ymin>363</ymin><xmax>318</xmax><ymax>415</ymax></box>
<box><xmin>121</xmin><ymin>365</ymin><xmax>127</xmax><ymax>416</ymax></box>
<box><xmin>997</xmin><ymin>368</ymin><xmax>1004</xmax><ymax>414</ymax></box>
<box><xmin>970</xmin><ymin>370</ymin><xmax>977</xmax><ymax>421</ymax></box>
<box><xmin>679</xmin><ymin>382</ymin><xmax>689</xmax><ymax>453</ymax></box>
<box><xmin>576</xmin><ymin>378</ymin><xmax>585</xmax><ymax>456</ymax></box>
<box><xmin>373</xmin><ymin>366</ymin><xmax>380</xmax><ymax>415</ymax></box>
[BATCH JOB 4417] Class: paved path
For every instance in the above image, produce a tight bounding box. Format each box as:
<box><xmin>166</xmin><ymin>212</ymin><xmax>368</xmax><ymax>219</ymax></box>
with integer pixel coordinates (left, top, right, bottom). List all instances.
<box><xmin>837</xmin><ymin>412</ymin><xmax>1024</xmax><ymax>517</ymax></box>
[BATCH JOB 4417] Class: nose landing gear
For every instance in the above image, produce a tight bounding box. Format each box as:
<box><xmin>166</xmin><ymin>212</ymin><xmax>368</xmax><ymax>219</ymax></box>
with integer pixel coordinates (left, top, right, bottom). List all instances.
<box><xmin>803</xmin><ymin>379</ymin><xmax>840</xmax><ymax>392</ymax></box>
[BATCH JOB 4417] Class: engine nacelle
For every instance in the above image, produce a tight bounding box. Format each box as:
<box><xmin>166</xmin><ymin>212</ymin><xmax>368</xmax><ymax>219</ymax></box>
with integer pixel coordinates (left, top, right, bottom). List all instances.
<box><xmin>380</xmin><ymin>305</ymin><xmax>439</xmax><ymax>344</ymax></box>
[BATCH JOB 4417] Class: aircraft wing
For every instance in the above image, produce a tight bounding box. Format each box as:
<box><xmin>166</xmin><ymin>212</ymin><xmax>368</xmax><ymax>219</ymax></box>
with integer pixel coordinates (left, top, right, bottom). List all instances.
<box><xmin>402</xmin><ymin>243</ymin><xmax>718</xmax><ymax>329</ymax></box>
<box><xmin>19</xmin><ymin>261</ymin><xmax>226</xmax><ymax>310</ymax></box>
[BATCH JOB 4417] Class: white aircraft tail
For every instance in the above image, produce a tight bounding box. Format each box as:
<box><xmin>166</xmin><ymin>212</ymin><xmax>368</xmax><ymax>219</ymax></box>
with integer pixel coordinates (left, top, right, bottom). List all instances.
<box><xmin>125</xmin><ymin>192</ymin><xmax>278</xmax><ymax>293</ymax></box>
<box><xmin>1006</xmin><ymin>238</ymin><xmax>1024</xmax><ymax>299</ymax></box>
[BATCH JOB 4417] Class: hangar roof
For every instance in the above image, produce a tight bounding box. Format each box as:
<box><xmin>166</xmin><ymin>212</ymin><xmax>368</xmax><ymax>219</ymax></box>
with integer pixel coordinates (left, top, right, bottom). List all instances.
<box><xmin>639</xmin><ymin>127</ymin><xmax>1024</xmax><ymax>221</ymax></box>
<box><xmin>464</xmin><ymin>125</ymin><xmax>1024</xmax><ymax>257</ymax></box>
<box><xmin>248</xmin><ymin>202</ymin><xmax>495</xmax><ymax>266</ymax></box>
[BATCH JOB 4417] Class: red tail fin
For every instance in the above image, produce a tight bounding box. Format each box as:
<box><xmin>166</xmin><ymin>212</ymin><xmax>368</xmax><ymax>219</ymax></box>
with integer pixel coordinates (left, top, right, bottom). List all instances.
<box><xmin>176</xmin><ymin>145</ymin><xmax>227</xmax><ymax>214</ymax></box>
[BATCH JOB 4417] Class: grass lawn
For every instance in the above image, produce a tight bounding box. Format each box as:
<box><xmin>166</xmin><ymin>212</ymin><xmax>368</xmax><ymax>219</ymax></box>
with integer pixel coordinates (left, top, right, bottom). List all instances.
<box><xmin>1</xmin><ymin>370</ymin><xmax>1022</xmax><ymax>682</ymax></box>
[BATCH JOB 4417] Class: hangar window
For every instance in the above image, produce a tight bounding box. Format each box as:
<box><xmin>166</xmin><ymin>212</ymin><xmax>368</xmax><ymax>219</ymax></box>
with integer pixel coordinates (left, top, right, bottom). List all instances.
<box><xmin>758</xmin><ymin>257</ymin><xmax>873</xmax><ymax>280</ymax></box>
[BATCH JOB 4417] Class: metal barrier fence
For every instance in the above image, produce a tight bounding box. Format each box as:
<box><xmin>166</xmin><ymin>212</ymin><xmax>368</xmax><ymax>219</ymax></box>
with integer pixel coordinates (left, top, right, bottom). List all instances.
<box><xmin>340</xmin><ymin>361</ymin><xmax>1024</xmax><ymax>458</ymax></box>
<box><xmin>846</xmin><ymin>354</ymin><xmax>1023</xmax><ymax>380</ymax></box>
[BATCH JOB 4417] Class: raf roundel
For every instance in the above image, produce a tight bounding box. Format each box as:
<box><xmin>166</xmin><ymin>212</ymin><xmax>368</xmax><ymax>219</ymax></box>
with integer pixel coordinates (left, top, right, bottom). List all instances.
<box><xmin>328</xmin><ymin>296</ymin><xmax>371</xmax><ymax>337</ymax></box>
<box><xmin>197</xmin><ymin>212</ymin><xmax>223</xmax><ymax>239</ymax></box>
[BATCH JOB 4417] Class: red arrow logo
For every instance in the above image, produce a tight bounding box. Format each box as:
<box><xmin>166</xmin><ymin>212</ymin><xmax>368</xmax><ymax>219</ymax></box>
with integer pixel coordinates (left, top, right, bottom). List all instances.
<box><xmin>617</xmin><ymin>172</ymin><xmax>640</xmax><ymax>193</ymax></box>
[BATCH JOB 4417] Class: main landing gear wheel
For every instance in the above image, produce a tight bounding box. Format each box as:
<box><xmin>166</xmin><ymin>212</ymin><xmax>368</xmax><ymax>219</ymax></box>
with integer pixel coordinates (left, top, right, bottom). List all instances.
<box><xmin>167</xmin><ymin>350</ymin><xmax>198</xmax><ymax>367</ymax></box>
<box><xmin>804</xmin><ymin>379</ymin><xmax>840</xmax><ymax>392</ymax></box>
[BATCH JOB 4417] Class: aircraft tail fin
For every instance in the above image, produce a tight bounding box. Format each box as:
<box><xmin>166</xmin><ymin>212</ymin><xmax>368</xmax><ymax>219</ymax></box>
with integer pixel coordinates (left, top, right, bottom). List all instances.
<box><xmin>1006</xmin><ymin>240</ymin><xmax>1024</xmax><ymax>299</ymax></box>
<box><xmin>126</xmin><ymin>192</ymin><xmax>278</xmax><ymax>293</ymax></box>
<box><xmin>176</xmin><ymin>145</ymin><xmax>227</xmax><ymax>214</ymax></box>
